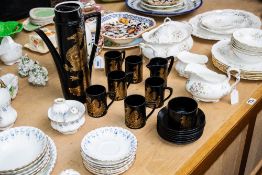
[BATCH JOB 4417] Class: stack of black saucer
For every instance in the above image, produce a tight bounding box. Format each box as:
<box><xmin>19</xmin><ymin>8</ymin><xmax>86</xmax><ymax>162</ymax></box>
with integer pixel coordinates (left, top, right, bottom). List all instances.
<box><xmin>157</xmin><ymin>97</ymin><xmax>206</xmax><ymax>144</ymax></box>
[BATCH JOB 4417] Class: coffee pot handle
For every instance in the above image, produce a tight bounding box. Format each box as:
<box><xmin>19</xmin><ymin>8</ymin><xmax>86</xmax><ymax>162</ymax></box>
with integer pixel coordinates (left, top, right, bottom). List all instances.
<box><xmin>227</xmin><ymin>67</ymin><xmax>241</xmax><ymax>92</ymax></box>
<box><xmin>84</xmin><ymin>12</ymin><xmax>101</xmax><ymax>78</ymax></box>
<box><xmin>166</xmin><ymin>56</ymin><xmax>174</xmax><ymax>76</ymax></box>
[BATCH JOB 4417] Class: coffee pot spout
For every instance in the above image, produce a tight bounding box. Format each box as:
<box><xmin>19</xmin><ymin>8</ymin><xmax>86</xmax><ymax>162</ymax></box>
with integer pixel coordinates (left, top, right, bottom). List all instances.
<box><xmin>34</xmin><ymin>29</ymin><xmax>69</xmax><ymax>99</ymax></box>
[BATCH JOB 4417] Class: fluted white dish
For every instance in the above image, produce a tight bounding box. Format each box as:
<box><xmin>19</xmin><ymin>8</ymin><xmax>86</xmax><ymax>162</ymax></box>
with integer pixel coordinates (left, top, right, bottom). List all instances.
<box><xmin>0</xmin><ymin>127</ymin><xmax>48</xmax><ymax>172</ymax></box>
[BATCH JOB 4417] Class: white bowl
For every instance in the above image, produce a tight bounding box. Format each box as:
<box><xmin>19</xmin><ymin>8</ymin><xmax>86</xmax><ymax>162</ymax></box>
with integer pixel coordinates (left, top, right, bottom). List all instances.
<box><xmin>0</xmin><ymin>127</ymin><xmax>48</xmax><ymax>172</ymax></box>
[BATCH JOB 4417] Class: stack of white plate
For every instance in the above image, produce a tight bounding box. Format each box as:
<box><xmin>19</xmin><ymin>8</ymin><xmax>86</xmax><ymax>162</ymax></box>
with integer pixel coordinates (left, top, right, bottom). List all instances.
<box><xmin>231</xmin><ymin>28</ymin><xmax>262</xmax><ymax>62</ymax></box>
<box><xmin>140</xmin><ymin>0</ymin><xmax>185</xmax><ymax>12</ymax></box>
<box><xmin>189</xmin><ymin>9</ymin><xmax>261</xmax><ymax>40</ymax></box>
<box><xmin>29</xmin><ymin>8</ymin><xmax>54</xmax><ymax>26</ymax></box>
<box><xmin>0</xmin><ymin>126</ymin><xmax>57</xmax><ymax>175</ymax></box>
<box><xmin>81</xmin><ymin>127</ymin><xmax>137</xmax><ymax>175</ymax></box>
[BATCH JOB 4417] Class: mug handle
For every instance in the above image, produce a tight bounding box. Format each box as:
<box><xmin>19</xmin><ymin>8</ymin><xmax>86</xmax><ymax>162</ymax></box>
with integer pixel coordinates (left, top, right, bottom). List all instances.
<box><xmin>84</xmin><ymin>12</ymin><xmax>101</xmax><ymax>78</ymax></box>
<box><xmin>120</xmin><ymin>50</ymin><xmax>126</xmax><ymax>65</ymax></box>
<box><xmin>166</xmin><ymin>56</ymin><xmax>174</xmax><ymax>76</ymax></box>
<box><xmin>146</xmin><ymin>104</ymin><xmax>156</xmax><ymax>120</ymax></box>
<box><xmin>106</xmin><ymin>92</ymin><xmax>115</xmax><ymax>109</ymax></box>
<box><xmin>163</xmin><ymin>87</ymin><xmax>173</xmax><ymax>102</ymax></box>
<box><xmin>126</xmin><ymin>72</ymin><xmax>133</xmax><ymax>88</ymax></box>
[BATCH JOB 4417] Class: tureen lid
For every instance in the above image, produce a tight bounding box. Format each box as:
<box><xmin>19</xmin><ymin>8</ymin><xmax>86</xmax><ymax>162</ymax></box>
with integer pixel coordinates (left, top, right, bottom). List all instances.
<box><xmin>142</xmin><ymin>17</ymin><xmax>192</xmax><ymax>44</ymax></box>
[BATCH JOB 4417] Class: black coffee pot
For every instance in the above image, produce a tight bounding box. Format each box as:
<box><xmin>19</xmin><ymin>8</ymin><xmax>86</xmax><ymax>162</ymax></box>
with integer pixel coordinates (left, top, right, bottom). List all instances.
<box><xmin>35</xmin><ymin>2</ymin><xmax>101</xmax><ymax>103</ymax></box>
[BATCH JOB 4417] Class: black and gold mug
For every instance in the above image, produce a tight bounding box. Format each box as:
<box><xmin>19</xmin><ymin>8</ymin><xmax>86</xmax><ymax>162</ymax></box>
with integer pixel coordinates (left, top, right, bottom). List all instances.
<box><xmin>86</xmin><ymin>85</ymin><xmax>115</xmax><ymax>118</ymax></box>
<box><xmin>146</xmin><ymin>56</ymin><xmax>174</xmax><ymax>84</ymax></box>
<box><xmin>125</xmin><ymin>55</ymin><xmax>143</xmax><ymax>84</ymax></box>
<box><xmin>145</xmin><ymin>77</ymin><xmax>173</xmax><ymax>108</ymax></box>
<box><xmin>124</xmin><ymin>94</ymin><xmax>156</xmax><ymax>129</ymax></box>
<box><xmin>107</xmin><ymin>70</ymin><xmax>132</xmax><ymax>101</ymax></box>
<box><xmin>104</xmin><ymin>50</ymin><xmax>125</xmax><ymax>76</ymax></box>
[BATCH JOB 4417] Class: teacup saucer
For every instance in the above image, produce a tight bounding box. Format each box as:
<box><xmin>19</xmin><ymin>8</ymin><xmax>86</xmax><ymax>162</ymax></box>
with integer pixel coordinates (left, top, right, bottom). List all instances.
<box><xmin>157</xmin><ymin>107</ymin><xmax>205</xmax><ymax>133</ymax></box>
<box><xmin>157</xmin><ymin>106</ymin><xmax>205</xmax><ymax>144</ymax></box>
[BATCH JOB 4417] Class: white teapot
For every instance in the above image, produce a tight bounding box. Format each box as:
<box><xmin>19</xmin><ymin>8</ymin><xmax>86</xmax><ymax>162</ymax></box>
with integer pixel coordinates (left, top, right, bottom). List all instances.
<box><xmin>185</xmin><ymin>64</ymin><xmax>240</xmax><ymax>102</ymax></box>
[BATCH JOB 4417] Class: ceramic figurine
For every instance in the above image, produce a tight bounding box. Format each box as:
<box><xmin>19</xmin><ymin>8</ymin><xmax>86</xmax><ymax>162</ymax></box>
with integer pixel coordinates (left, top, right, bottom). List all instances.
<box><xmin>0</xmin><ymin>88</ymin><xmax>17</xmax><ymax>131</ymax></box>
<box><xmin>175</xmin><ymin>51</ymin><xmax>208</xmax><ymax>78</ymax></box>
<box><xmin>24</xmin><ymin>28</ymin><xmax>57</xmax><ymax>54</ymax></box>
<box><xmin>0</xmin><ymin>73</ymin><xmax>19</xmax><ymax>99</ymax></box>
<box><xmin>28</xmin><ymin>63</ymin><xmax>48</xmax><ymax>86</ymax></box>
<box><xmin>140</xmin><ymin>17</ymin><xmax>193</xmax><ymax>59</ymax></box>
<box><xmin>48</xmin><ymin>98</ymin><xmax>86</xmax><ymax>134</ymax></box>
<box><xmin>18</xmin><ymin>54</ymin><xmax>35</xmax><ymax>77</ymax></box>
<box><xmin>185</xmin><ymin>63</ymin><xmax>240</xmax><ymax>102</ymax></box>
<box><xmin>0</xmin><ymin>36</ymin><xmax>22</xmax><ymax>65</ymax></box>
<box><xmin>59</xmin><ymin>169</ymin><xmax>80</xmax><ymax>175</ymax></box>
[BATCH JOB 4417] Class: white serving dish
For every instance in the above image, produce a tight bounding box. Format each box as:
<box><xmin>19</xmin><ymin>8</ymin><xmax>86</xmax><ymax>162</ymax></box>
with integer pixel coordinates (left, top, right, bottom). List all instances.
<box><xmin>189</xmin><ymin>9</ymin><xmax>261</xmax><ymax>40</ymax></box>
<box><xmin>0</xmin><ymin>127</ymin><xmax>48</xmax><ymax>172</ymax></box>
<box><xmin>59</xmin><ymin>169</ymin><xmax>80</xmax><ymax>175</ymax></box>
<box><xmin>101</xmin><ymin>12</ymin><xmax>156</xmax><ymax>44</ymax></box>
<box><xmin>140</xmin><ymin>36</ymin><xmax>193</xmax><ymax>59</ymax></box>
<box><xmin>142</xmin><ymin>17</ymin><xmax>192</xmax><ymax>44</ymax></box>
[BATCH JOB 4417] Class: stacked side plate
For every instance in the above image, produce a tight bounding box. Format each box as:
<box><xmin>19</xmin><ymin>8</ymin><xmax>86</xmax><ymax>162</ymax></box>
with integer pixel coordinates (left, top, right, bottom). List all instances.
<box><xmin>231</xmin><ymin>28</ymin><xmax>262</xmax><ymax>58</ymax></box>
<box><xmin>0</xmin><ymin>127</ymin><xmax>57</xmax><ymax>175</ymax></box>
<box><xmin>140</xmin><ymin>0</ymin><xmax>186</xmax><ymax>12</ymax></box>
<box><xmin>81</xmin><ymin>127</ymin><xmax>137</xmax><ymax>175</ymax></box>
<box><xmin>157</xmin><ymin>107</ymin><xmax>205</xmax><ymax>144</ymax></box>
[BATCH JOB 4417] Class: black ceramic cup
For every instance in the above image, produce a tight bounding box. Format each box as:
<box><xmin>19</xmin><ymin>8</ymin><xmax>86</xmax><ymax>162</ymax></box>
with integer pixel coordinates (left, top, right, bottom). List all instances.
<box><xmin>146</xmin><ymin>56</ymin><xmax>174</xmax><ymax>84</ymax></box>
<box><xmin>125</xmin><ymin>55</ymin><xmax>143</xmax><ymax>84</ymax></box>
<box><xmin>86</xmin><ymin>85</ymin><xmax>115</xmax><ymax>118</ymax></box>
<box><xmin>167</xmin><ymin>97</ymin><xmax>198</xmax><ymax>129</ymax></box>
<box><xmin>104</xmin><ymin>50</ymin><xmax>125</xmax><ymax>76</ymax></box>
<box><xmin>124</xmin><ymin>94</ymin><xmax>156</xmax><ymax>129</ymax></box>
<box><xmin>145</xmin><ymin>77</ymin><xmax>173</xmax><ymax>109</ymax></box>
<box><xmin>107</xmin><ymin>70</ymin><xmax>132</xmax><ymax>101</ymax></box>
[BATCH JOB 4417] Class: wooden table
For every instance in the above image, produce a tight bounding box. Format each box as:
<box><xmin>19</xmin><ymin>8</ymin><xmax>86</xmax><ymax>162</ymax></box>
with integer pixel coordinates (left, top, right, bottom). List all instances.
<box><xmin>1</xmin><ymin>0</ymin><xmax>262</xmax><ymax>174</ymax></box>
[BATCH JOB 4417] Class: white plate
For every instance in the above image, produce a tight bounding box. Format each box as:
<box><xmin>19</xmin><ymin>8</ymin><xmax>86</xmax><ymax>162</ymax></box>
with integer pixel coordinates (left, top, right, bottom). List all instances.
<box><xmin>83</xmin><ymin>156</ymin><xmax>135</xmax><ymax>175</ymax></box>
<box><xmin>81</xmin><ymin>127</ymin><xmax>137</xmax><ymax>162</ymax></box>
<box><xmin>211</xmin><ymin>39</ymin><xmax>262</xmax><ymax>71</ymax></box>
<box><xmin>189</xmin><ymin>9</ymin><xmax>261</xmax><ymax>40</ymax></box>
<box><xmin>0</xmin><ymin>127</ymin><xmax>48</xmax><ymax>172</ymax></box>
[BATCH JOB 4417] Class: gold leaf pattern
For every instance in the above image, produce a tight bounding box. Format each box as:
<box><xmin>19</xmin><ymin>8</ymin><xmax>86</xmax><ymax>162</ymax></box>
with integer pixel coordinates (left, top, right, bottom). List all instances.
<box><xmin>68</xmin><ymin>86</ymin><xmax>81</xmax><ymax>96</ymax></box>
<box><xmin>125</xmin><ymin>108</ymin><xmax>143</xmax><ymax>128</ymax></box>
<box><xmin>87</xmin><ymin>99</ymin><xmax>106</xmax><ymax>117</ymax></box>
